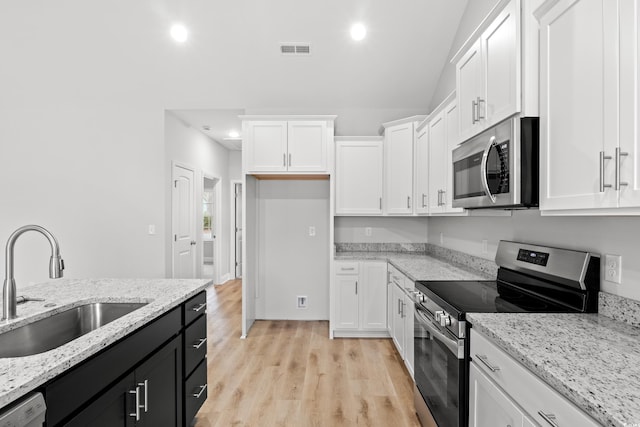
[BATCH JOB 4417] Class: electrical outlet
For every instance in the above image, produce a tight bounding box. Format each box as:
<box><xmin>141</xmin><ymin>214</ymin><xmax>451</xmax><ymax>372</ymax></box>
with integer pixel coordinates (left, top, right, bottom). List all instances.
<box><xmin>148</xmin><ymin>224</ymin><xmax>156</xmax><ymax>235</ymax></box>
<box><xmin>365</xmin><ymin>227</ymin><xmax>372</xmax><ymax>237</ymax></box>
<box><xmin>604</xmin><ymin>254</ymin><xmax>622</xmax><ymax>284</ymax></box>
<box><xmin>297</xmin><ymin>296</ymin><xmax>307</xmax><ymax>309</ymax></box>
<box><xmin>440</xmin><ymin>232</ymin><xmax>444</xmax><ymax>245</ymax></box>
<box><xmin>482</xmin><ymin>239</ymin><xmax>488</xmax><ymax>254</ymax></box>
<box><xmin>309</xmin><ymin>226</ymin><xmax>316</xmax><ymax>237</ymax></box>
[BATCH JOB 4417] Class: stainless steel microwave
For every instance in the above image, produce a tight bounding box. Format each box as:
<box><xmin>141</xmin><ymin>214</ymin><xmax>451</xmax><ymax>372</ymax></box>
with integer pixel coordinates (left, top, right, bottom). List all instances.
<box><xmin>452</xmin><ymin>116</ymin><xmax>538</xmax><ymax>209</ymax></box>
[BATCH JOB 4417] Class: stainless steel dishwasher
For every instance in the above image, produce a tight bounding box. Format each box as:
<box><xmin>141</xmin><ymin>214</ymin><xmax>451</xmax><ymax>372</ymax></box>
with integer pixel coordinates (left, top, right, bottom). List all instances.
<box><xmin>0</xmin><ymin>393</ymin><xmax>46</xmax><ymax>427</ymax></box>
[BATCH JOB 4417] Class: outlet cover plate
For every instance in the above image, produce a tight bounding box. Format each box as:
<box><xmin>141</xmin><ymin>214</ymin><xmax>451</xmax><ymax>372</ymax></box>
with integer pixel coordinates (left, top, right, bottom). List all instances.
<box><xmin>604</xmin><ymin>254</ymin><xmax>622</xmax><ymax>284</ymax></box>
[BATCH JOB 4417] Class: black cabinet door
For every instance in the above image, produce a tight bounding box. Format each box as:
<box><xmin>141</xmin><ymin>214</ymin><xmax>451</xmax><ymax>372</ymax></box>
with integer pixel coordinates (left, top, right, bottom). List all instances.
<box><xmin>64</xmin><ymin>373</ymin><xmax>136</xmax><ymax>427</ymax></box>
<box><xmin>136</xmin><ymin>335</ymin><xmax>183</xmax><ymax>427</ymax></box>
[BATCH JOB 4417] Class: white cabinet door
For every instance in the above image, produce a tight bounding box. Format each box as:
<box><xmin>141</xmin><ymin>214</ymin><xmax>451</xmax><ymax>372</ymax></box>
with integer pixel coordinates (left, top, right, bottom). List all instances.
<box><xmin>618</xmin><ymin>0</ymin><xmax>640</xmax><ymax>207</ymax></box>
<box><xmin>403</xmin><ymin>291</ymin><xmax>414</xmax><ymax>378</ymax></box>
<box><xmin>482</xmin><ymin>0</ymin><xmax>520</xmax><ymax>126</ymax></box>
<box><xmin>387</xmin><ymin>280</ymin><xmax>394</xmax><ymax>335</ymax></box>
<box><xmin>428</xmin><ymin>111</ymin><xmax>447</xmax><ymax>214</ymax></box>
<box><xmin>469</xmin><ymin>363</ymin><xmax>525</xmax><ymax>427</ymax></box>
<box><xmin>444</xmin><ymin>101</ymin><xmax>465</xmax><ymax>214</ymax></box>
<box><xmin>414</xmin><ymin>126</ymin><xmax>430</xmax><ymax>214</ymax></box>
<box><xmin>245</xmin><ymin>121</ymin><xmax>288</xmax><ymax>172</ymax></box>
<box><xmin>385</xmin><ymin>123</ymin><xmax>414</xmax><ymax>214</ymax></box>
<box><xmin>391</xmin><ymin>283</ymin><xmax>405</xmax><ymax>358</ymax></box>
<box><xmin>335</xmin><ymin>275</ymin><xmax>359</xmax><ymax>329</ymax></box>
<box><xmin>287</xmin><ymin>121</ymin><xmax>327</xmax><ymax>172</ymax></box>
<box><xmin>539</xmin><ymin>0</ymin><xmax>618</xmax><ymax>210</ymax></box>
<box><xmin>457</xmin><ymin>39</ymin><xmax>484</xmax><ymax>142</ymax></box>
<box><xmin>361</xmin><ymin>262</ymin><xmax>387</xmax><ymax>330</ymax></box>
<box><xmin>335</xmin><ymin>140</ymin><xmax>383</xmax><ymax>215</ymax></box>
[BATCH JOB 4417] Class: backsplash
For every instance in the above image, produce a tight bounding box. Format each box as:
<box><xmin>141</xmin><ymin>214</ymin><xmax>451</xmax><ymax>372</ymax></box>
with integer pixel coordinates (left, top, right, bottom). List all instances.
<box><xmin>599</xmin><ymin>292</ymin><xmax>640</xmax><ymax>327</ymax></box>
<box><xmin>335</xmin><ymin>242</ymin><xmax>427</xmax><ymax>253</ymax></box>
<box><xmin>425</xmin><ymin>244</ymin><xmax>498</xmax><ymax>277</ymax></box>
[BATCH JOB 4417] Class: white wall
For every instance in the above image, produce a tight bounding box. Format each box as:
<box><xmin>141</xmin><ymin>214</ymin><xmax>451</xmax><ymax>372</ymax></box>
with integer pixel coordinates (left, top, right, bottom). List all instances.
<box><xmin>164</xmin><ymin>112</ymin><xmax>232</xmax><ymax>283</ymax></box>
<box><xmin>429</xmin><ymin>0</ymin><xmax>499</xmax><ymax>110</ymax></box>
<box><xmin>335</xmin><ymin>217</ymin><xmax>428</xmax><ymax>243</ymax></box>
<box><xmin>228</xmin><ymin>151</ymin><xmax>242</xmax><ymax>182</ymax></box>
<box><xmin>256</xmin><ymin>180</ymin><xmax>330</xmax><ymax>320</ymax></box>
<box><xmin>428</xmin><ymin>210</ymin><xmax>640</xmax><ymax>301</ymax></box>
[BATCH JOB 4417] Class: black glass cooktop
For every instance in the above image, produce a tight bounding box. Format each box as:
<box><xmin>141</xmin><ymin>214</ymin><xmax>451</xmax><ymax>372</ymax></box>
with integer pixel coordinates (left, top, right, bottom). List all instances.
<box><xmin>415</xmin><ymin>279</ymin><xmax>579</xmax><ymax>317</ymax></box>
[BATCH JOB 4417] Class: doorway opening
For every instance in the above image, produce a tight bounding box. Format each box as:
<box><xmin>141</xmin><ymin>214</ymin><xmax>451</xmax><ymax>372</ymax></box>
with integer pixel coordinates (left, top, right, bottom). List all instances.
<box><xmin>202</xmin><ymin>175</ymin><xmax>220</xmax><ymax>283</ymax></box>
<box><xmin>233</xmin><ymin>182</ymin><xmax>243</xmax><ymax>279</ymax></box>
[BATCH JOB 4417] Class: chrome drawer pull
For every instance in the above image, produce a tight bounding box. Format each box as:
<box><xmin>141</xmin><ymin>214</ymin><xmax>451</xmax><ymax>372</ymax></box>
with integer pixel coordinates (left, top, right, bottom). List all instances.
<box><xmin>192</xmin><ymin>338</ymin><xmax>207</xmax><ymax>349</ymax></box>
<box><xmin>138</xmin><ymin>379</ymin><xmax>148</xmax><ymax>413</ymax></box>
<box><xmin>192</xmin><ymin>384</ymin><xmax>208</xmax><ymax>399</ymax></box>
<box><xmin>341</xmin><ymin>267</ymin><xmax>355</xmax><ymax>271</ymax></box>
<box><xmin>192</xmin><ymin>302</ymin><xmax>206</xmax><ymax>312</ymax></box>
<box><xmin>538</xmin><ymin>410</ymin><xmax>559</xmax><ymax>427</ymax></box>
<box><xmin>475</xmin><ymin>354</ymin><xmax>500</xmax><ymax>372</ymax></box>
<box><xmin>129</xmin><ymin>386</ymin><xmax>141</xmax><ymax>421</ymax></box>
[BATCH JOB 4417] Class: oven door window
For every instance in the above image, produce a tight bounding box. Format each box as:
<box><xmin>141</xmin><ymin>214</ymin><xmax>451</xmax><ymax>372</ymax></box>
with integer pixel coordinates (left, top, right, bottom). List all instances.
<box><xmin>414</xmin><ymin>308</ymin><xmax>462</xmax><ymax>427</ymax></box>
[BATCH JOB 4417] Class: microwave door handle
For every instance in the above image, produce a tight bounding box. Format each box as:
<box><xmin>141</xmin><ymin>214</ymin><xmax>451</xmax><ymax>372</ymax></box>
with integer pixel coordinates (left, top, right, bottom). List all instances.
<box><xmin>480</xmin><ymin>136</ymin><xmax>497</xmax><ymax>204</ymax></box>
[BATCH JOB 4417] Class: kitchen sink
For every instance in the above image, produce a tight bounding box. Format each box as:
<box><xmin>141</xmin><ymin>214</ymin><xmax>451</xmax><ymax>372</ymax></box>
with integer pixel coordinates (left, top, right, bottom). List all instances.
<box><xmin>0</xmin><ymin>302</ymin><xmax>147</xmax><ymax>358</ymax></box>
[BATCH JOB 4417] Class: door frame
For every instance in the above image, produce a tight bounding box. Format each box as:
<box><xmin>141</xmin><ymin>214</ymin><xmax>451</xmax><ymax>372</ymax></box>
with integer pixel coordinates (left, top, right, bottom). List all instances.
<box><xmin>171</xmin><ymin>161</ymin><xmax>196</xmax><ymax>279</ymax></box>
<box><xmin>230</xmin><ymin>179</ymin><xmax>243</xmax><ymax>279</ymax></box>
<box><xmin>202</xmin><ymin>172</ymin><xmax>222</xmax><ymax>284</ymax></box>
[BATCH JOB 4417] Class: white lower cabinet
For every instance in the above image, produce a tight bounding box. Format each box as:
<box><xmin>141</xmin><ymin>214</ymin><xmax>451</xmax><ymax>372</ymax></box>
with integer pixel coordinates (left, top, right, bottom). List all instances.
<box><xmin>333</xmin><ymin>261</ymin><xmax>388</xmax><ymax>337</ymax></box>
<box><xmin>470</xmin><ymin>329</ymin><xmax>601</xmax><ymax>427</ymax></box>
<box><xmin>388</xmin><ymin>265</ymin><xmax>414</xmax><ymax>378</ymax></box>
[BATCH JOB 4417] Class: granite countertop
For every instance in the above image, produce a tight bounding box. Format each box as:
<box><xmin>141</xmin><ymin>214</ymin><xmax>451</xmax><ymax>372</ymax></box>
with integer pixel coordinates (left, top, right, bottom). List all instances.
<box><xmin>335</xmin><ymin>251</ymin><xmax>494</xmax><ymax>282</ymax></box>
<box><xmin>467</xmin><ymin>312</ymin><xmax>640</xmax><ymax>427</ymax></box>
<box><xmin>0</xmin><ymin>278</ymin><xmax>211</xmax><ymax>408</ymax></box>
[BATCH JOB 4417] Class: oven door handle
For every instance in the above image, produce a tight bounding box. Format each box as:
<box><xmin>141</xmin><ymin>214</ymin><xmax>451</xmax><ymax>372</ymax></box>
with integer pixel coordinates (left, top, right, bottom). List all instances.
<box><xmin>415</xmin><ymin>307</ymin><xmax>462</xmax><ymax>359</ymax></box>
<box><xmin>480</xmin><ymin>136</ymin><xmax>497</xmax><ymax>204</ymax></box>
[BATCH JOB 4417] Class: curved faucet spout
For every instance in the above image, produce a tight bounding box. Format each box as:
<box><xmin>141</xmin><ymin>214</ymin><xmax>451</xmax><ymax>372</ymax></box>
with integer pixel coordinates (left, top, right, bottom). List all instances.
<box><xmin>3</xmin><ymin>225</ymin><xmax>65</xmax><ymax>321</ymax></box>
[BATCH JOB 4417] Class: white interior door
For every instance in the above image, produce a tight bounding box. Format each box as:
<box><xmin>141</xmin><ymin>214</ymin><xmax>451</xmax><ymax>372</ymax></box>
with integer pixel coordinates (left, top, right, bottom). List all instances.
<box><xmin>235</xmin><ymin>183</ymin><xmax>243</xmax><ymax>278</ymax></box>
<box><xmin>172</xmin><ymin>164</ymin><xmax>196</xmax><ymax>278</ymax></box>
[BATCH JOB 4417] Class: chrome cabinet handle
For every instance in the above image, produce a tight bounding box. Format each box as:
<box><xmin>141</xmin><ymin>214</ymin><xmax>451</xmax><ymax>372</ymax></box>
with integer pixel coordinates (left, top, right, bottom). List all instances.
<box><xmin>615</xmin><ymin>147</ymin><xmax>629</xmax><ymax>190</ymax></box>
<box><xmin>407</xmin><ymin>196</ymin><xmax>411</xmax><ymax>209</ymax></box>
<box><xmin>283</xmin><ymin>153</ymin><xmax>286</xmax><ymax>167</ymax></box>
<box><xmin>341</xmin><ymin>267</ymin><xmax>355</xmax><ymax>271</ymax></box>
<box><xmin>600</xmin><ymin>151</ymin><xmax>613</xmax><ymax>192</ymax></box>
<box><xmin>355</xmin><ymin>281</ymin><xmax>358</xmax><ymax>295</ymax></box>
<box><xmin>289</xmin><ymin>153</ymin><xmax>292</xmax><ymax>167</ymax></box>
<box><xmin>192</xmin><ymin>302</ymin><xmax>207</xmax><ymax>312</ymax></box>
<box><xmin>477</xmin><ymin>97</ymin><xmax>485</xmax><ymax>120</ymax></box>
<box><xmin>379</xmin><ymin>197</ymin><xmax>382</xmax><ymax>210</ymax></box>
<box><xmin>422</xmin><ymin>194</ymin><xmax>426</xmax><ymax>208</ymax></box>
<box><xmin>398</xmin><ymin>299</ymin><xmax>402</xmax><ymax>315</ymax></box>
<box><xmin>441</xmin><ymin>190</ymin><xmax>446</xmax><ymax>206</ymax></box>
<box><xmin>480</xmin><ymin>136</ymin><xmax>498</xmax><ymax>204</ymax></box>
<box><xmin>192</xmin><ymin>384</ymin><xmax>208</xmax><ymax>399</ymax></box>
<box><xmin>538</xmin><ymin>411</ymin><xmax>560</xmax><ymax>427</ymax></box>
<box><xmin>138</xmin><ymin>379</ymin><xmax>148</xmax><ymax>413</ymax></box>
<box><xmin>475</xmin><ymin>354</ymin><xmax>501</xmax><ymax>372</ymax></box>
<box><xmin>129</xmin><ymin>386</ymin><xmax>141</xmax><ymax>421</ymax></box>
<box><xmin>437</xmin><ymin>190</ymin><xmax>441</xmax><ymax>206</ymax></box>
<box><xmin>193</xmin><ymin>338</ymin><xmax>207</xmax><ymax>349</ymax></box>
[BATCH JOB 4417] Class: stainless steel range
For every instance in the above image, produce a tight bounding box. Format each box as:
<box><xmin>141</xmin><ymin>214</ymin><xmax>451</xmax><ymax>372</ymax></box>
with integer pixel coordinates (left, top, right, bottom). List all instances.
<box><xmin>413</xmin><ymin>241</ymin><xmax>600</xmax><ymax>427</ymax></box>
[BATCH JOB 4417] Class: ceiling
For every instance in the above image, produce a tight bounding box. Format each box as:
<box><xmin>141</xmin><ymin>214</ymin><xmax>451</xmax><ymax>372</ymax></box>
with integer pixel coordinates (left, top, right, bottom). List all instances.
<box><xmin>171</xmin><ymin>109</ymin><xmax>245</xmax><ymax>150</ymax></box>
<box><xmin>2</xmin><ymin>0</ymin><xmax>469</xmax><ymax>148</ymax></box>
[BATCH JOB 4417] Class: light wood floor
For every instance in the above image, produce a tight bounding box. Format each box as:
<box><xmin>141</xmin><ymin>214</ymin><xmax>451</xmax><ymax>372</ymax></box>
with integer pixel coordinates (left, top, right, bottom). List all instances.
<box><xmin>194</xmin><ymin>279</ymin><xmax>420</xmax><ymax>427</ymax></box>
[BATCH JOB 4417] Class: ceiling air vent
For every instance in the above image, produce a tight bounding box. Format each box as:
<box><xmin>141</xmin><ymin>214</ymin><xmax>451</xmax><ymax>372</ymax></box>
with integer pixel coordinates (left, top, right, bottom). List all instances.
<box><xmin>280</xmin><ymin>43</ymin><xmax>311</xmax><ymax>55</ymax></box>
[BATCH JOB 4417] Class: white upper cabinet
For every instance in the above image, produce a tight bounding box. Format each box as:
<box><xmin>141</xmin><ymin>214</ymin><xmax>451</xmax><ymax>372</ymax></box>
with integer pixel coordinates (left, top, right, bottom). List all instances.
<box><xmin>538</xmin><ymin>0</ymin><xmax>640</xmax><ymax>213</ymax></box>
<box><xmin>414</xmin><ymin>122</ymin><xmax>430</xmax><ymax>214</ymax></box>
<box><xmin>242</xmin><ymin>116</ymin><xmax>335</xmax><ymax>174</ymax></box>
<box><xmin>335</xmin><ymin>138</ymin><xmax>383</xmax><ymax>215</ymax></box>
<box><xmin>444</xmin><ymin>101</ymin><xmax>465</xmax><ymax>214</ymax></box>
<box><xmin>383</xmin><ymin>118</ymin><xmax>424</xmax><ymax>215</ymax></box>
<box><xmin>454</xmin><ymin>0</ymin><xmax>531</xmax><ymax>143</ymax></box>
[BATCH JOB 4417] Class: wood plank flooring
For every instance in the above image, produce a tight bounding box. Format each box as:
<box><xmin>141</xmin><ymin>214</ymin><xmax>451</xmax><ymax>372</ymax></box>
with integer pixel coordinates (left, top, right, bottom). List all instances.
<box><xmin>194</xmin><ymin>279</ymin><xmax>420</xmax><ymax>427</ymax></box>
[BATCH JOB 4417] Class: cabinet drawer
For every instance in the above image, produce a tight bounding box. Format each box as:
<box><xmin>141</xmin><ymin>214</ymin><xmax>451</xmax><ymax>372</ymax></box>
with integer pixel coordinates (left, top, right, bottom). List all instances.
<box><xmin>387</xmin><ymin>264</ymin><xmax>406</xmax><ymax>287</ymax></box>
<box><xmin>184</xmin><ymin>291</ymin><xmax>207</xmax><ymax>326</ymax></box>
<box><xmin>184</xmin><ymin>314</ymin><xmax>207</xmax><ymax>376</ymax></box>
<box><xmin>335</xmin><ymin>262</ymin><xmax>359</xmax><ymax>275</ymax></box>
<box><xmin>470</xmin><ymin>329</ymin><xmax>600</xmax><ymax>427</ymax></box>
<box><xmin>184</xmin><ymin>359</ymin><xmax>208</xmax><ymax>425</ymax></box>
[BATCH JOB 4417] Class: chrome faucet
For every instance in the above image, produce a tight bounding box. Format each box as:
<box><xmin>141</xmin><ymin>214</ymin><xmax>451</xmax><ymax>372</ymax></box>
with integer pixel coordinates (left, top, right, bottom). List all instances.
<box><xmin>3</xmin><ymin>225</ymin><xmax>64</xmax><ymax>320</ymax></box>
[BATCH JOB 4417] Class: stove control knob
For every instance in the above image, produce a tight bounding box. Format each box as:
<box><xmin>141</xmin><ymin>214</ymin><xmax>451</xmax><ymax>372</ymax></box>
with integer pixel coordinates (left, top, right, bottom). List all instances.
<box><xmin>414</xmin><ymin>292</ymin><xmax>425</xmax><ymax>303</ymax></box>
<box><xmin>435</xmin><ymin>310</ymin><xmax>444</xmax><ymax>322</ymax></box>
<box><xmin>440</xmin><ymin>314</ymin><xmax>452</xmax><ymax>327</ymax></box>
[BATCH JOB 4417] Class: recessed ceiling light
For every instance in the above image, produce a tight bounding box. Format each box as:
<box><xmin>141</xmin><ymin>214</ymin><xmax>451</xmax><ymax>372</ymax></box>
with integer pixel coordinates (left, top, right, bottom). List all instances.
<box><xmin>228</xmin><ymin>130</ymin><xmax>240</xmax><ymax>138</ymax></box>
<box><xmin>350</xmin><ymin>23</ymin><xmax>367</xmax><ymax>41</ymax></box>
<box><xmin>170</xmin><ymin>24</ymin><xmax>188</xmax><ymax>43</ymax></box>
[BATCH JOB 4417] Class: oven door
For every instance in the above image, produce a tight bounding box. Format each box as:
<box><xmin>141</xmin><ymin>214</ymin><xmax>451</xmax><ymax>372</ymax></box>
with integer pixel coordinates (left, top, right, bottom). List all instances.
<box><xmin>452</xmin><ymin>117</ymin><xmax>517</xmax><ymax>209</ymax></box>
<box><xmin>414</xmin><ymin>304</ymin><xmax>465</xmax><ymax>427</ymax></box>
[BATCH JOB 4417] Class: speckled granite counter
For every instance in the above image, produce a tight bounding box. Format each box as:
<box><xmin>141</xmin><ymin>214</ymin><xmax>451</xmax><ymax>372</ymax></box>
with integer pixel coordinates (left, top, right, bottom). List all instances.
<box><xmin>467</xmin><ymin>312</ymin><xmax>640</xmax><ymax>427</ymax></box>
<box><xmin>0</xmin><ymin>278</ymin><xmax>211</xmax><ymax>408</ymax></box>
<box><xmin>335</xmin><ymin>252</ymin><xmax>494</xmax><ymax>282</ymax></box>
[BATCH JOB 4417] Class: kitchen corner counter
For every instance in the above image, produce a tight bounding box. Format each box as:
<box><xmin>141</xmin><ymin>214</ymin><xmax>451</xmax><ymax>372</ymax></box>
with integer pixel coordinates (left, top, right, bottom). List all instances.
<box><xmin>335</xmin><ymin>251</ymin><xmax>494</xmax><ymax>282</ymax></box>
<box><xmin>467</xmin><ymin>312</ymin><xmax>640</xmax><ymax>427</ymax></box>
<box><xmin>0</xmin><ymin>278</ymin><xmax>212</xmax><ymax>409</ymax></box>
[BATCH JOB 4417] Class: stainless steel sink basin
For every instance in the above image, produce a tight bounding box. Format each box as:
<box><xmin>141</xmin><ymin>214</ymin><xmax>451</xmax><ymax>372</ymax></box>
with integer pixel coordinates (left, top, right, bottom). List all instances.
<box><xmin>0</xmin><ymin>302</ymin><xmax>147</xmax><ymax>358</ymax></box>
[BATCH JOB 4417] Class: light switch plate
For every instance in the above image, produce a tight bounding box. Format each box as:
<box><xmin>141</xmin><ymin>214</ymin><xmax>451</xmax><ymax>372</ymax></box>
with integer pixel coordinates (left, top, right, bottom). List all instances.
<box><xmin>309</xmin><ymin>226</ymin><xmax>316</xmax><ymax>237</ymax></box>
